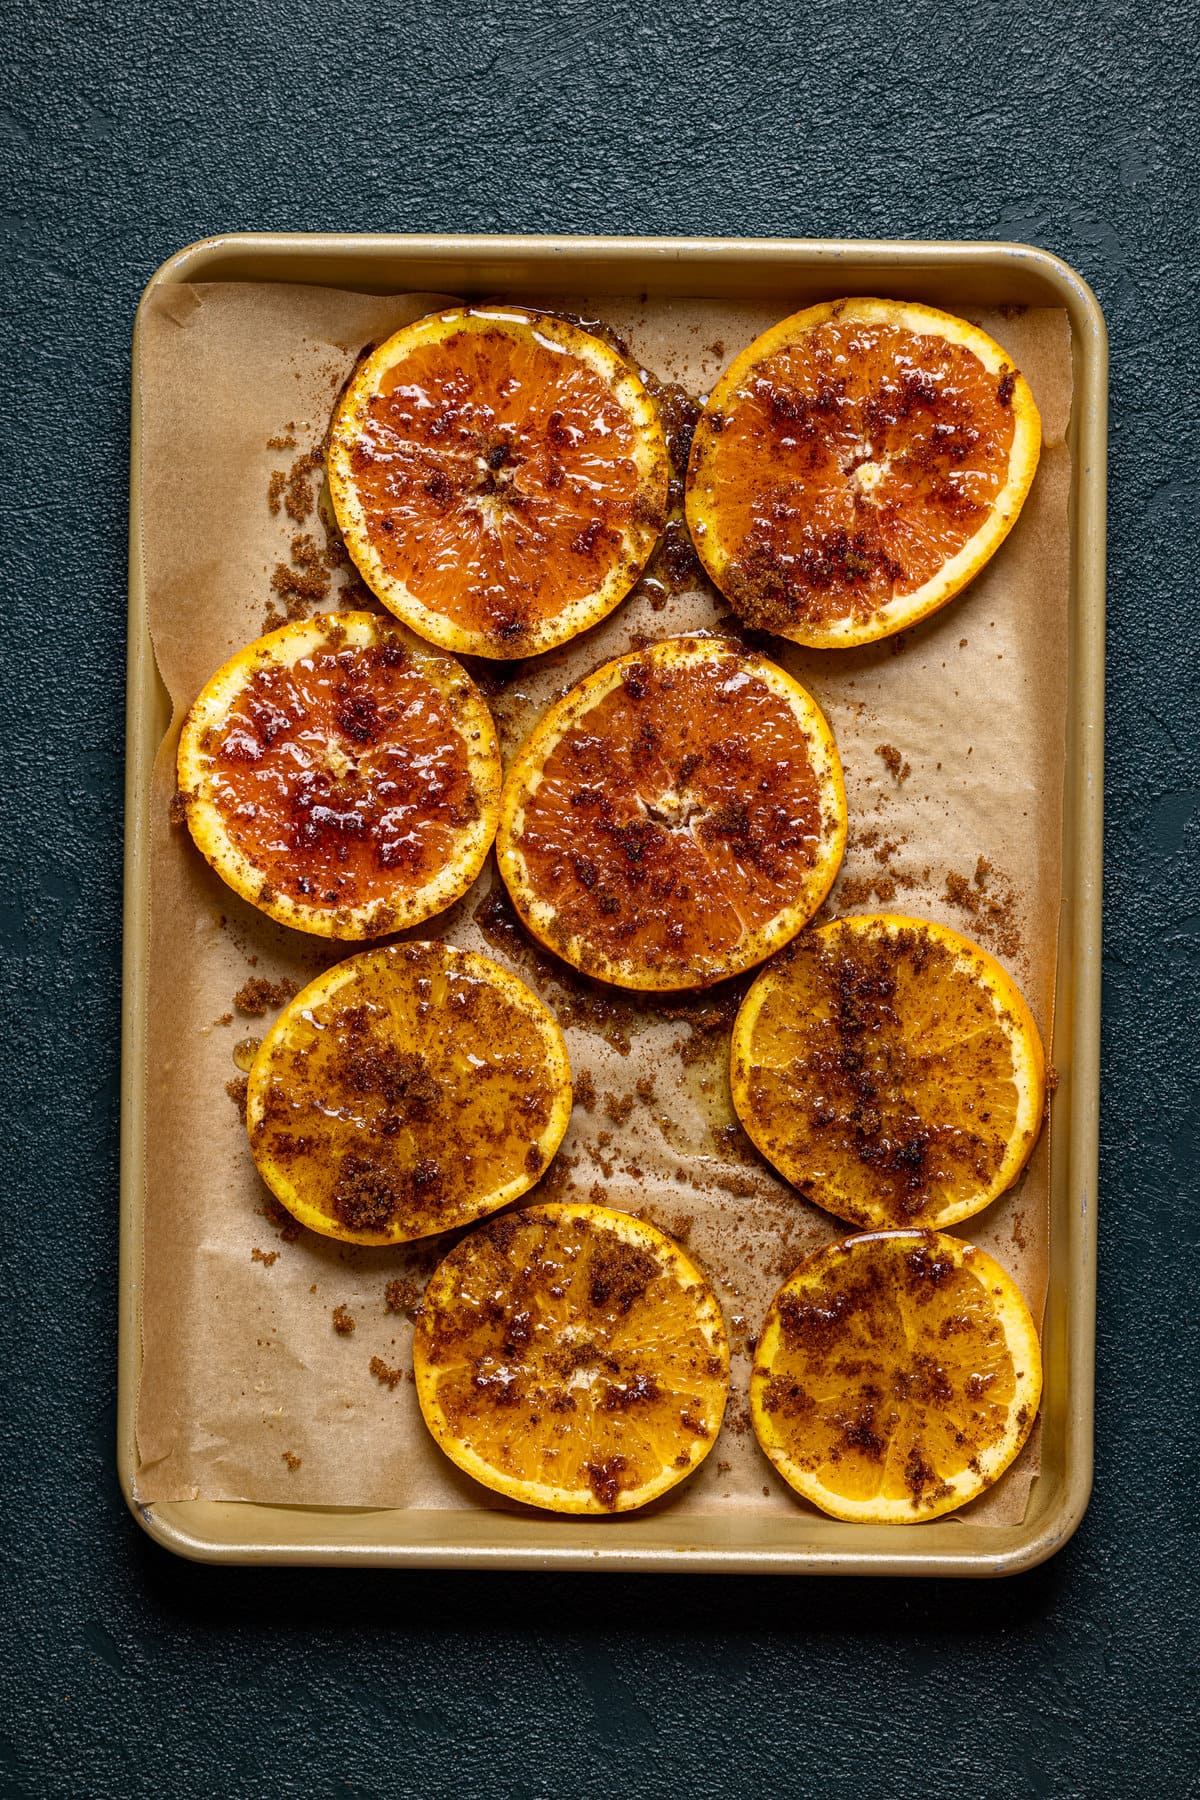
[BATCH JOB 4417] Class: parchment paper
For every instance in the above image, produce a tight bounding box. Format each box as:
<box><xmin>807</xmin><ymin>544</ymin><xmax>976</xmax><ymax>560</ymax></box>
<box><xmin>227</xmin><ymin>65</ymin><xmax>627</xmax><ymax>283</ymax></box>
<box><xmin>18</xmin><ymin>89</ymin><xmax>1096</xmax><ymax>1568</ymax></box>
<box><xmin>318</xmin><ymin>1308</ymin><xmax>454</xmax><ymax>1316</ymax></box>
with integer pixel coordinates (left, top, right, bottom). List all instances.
<box><xmin>133</xmin><ymin>282</ymin><xmax>1071</xmax><ymax>1524</ymax></box>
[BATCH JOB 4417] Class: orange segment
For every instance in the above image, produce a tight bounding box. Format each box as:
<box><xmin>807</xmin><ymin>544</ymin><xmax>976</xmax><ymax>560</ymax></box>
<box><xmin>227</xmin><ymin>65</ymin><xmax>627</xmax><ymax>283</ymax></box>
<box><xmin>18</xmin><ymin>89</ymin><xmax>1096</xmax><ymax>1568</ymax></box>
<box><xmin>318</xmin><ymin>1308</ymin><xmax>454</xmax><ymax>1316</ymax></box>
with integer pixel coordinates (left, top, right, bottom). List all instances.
<box><xmin>496</xmin><ymin>636</ymin><xmax>847</xmax><ymax>990</ymax></box>
<box><xmin>750</xmin><ymin>1229</ymin><xmax>1042</xmax><ymax>1521</ymax></box>
<box><xmin>246</xmin><ymin>943</ymin><xmax>572</xmax><ymax>1244</ymax></box>
<box><xmin>413</xmin><ymin>1203</ymin><xmax>729</xmax><ymax>1512</ymax></box>
<box><xmin>176</xmin><ymin>612</ymin><xmax>500</xmax><ymax>939</ymax></box>
<box><xmin>328</xmin><ymin>307</ymin><xmax>669</xmax><ymax>658</ymax></box>
<box><xmin>731</xmin><ymin>915</ymin><xmax>1045</xmax><ymax>1230</ymax></box>
<box><xmin>687</xmin><ymin>299</ymin><xmax>1041</xmax><ymax>647</ymax></box>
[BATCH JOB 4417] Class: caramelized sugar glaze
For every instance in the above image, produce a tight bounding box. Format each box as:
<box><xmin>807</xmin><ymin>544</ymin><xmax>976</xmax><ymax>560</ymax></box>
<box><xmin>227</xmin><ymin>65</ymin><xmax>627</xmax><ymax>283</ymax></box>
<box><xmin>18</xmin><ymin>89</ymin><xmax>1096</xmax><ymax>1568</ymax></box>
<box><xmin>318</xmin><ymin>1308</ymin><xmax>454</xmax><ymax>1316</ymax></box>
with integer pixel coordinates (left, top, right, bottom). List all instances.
<box><xmin>689</xmin><ymin>306</ymin><xmax>1028</xmax><ymax>641</ymax></box>
<box><xmin>732</xmin><ymin>916</ymin><xmax>1045</xmax><ymax>1231</ymax></box>
<box><xmin>206</xmin><ymin>642</ymin><xmax>477</xmax><ymax>905</ymax></box>
<box><xmin>329</xmin><ymin>309</ymin><xmax>669</xmax><ymax>656</ymax></box>
<box><xmin>246</xmin><ymin>943</ymin><xmax>571</xmax><ymax>1243</ymax></box>
<box><xmin>751</xmin><ymin>1230</ymin><xmax>1041</xmax><ymax>1520</ymax></box>
<box><xmin>179</xmin><ymin>614</ymin><xmax>500</xmax><ymax>936</ymax></box>
<box><xmin>498</xmin><ymin>638</ymin><xmax>846</xmax><ymax>988</ymax></box>
<box><xmin>414</xmin><ymin>1204</ymin><xmax>729</xmax><ymax>1511</ymax></box>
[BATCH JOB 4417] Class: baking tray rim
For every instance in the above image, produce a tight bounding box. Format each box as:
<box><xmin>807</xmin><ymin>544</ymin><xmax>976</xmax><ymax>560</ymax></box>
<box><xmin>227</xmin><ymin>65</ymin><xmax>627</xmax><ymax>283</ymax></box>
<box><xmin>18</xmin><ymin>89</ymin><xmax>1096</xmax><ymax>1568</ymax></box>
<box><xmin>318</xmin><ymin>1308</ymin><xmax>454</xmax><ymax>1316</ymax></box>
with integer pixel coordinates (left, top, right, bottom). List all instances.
<box><xmin>120</xmin><ymin>231</ymin><xmax>1106</xmax><ymax>1575</ymax></box>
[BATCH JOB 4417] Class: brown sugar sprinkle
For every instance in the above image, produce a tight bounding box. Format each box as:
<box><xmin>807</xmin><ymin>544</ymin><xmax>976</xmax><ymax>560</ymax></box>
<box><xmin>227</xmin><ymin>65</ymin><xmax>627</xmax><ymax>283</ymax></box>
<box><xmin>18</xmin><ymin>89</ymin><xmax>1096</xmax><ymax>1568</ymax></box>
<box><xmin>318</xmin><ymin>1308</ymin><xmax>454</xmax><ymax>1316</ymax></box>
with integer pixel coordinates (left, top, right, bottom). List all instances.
<box><xmin>574</xmin><ymin>1070</ymin><xmax>597</xmax><ymax>1111</ymax></box>
<box><xmin>1046</xmin><ymin>1065</ymin><xmax>1060</xmax><ymax>1094</ymax></box>
<box><xmin>604</xmin><ymin>1091</ymin><xmax>635</xmax><ymax>1126</ymax></box>
<box><xmin>384</xmin><ymin>1276</ymin><xmax>423</xmax><ymax>1318</ymax></box>
<box><xmin>267</xmin><ymin>446</ymin><xmax>324</xmax><ymax>525</ymax></box>
<box><xmin>256</xmin><ymin>1195</ymin><xmax>303</xmax><ymax>1243</ymax></box>
<box><xmin>635</xmin><ymin>1074</ymin><xmax>656</xmax><ymax>1104</ymax></box>
<box><xmin>250</xmin><ymin>1246</ymin><xmax>278</xmax><ymax>1267</ymax></box>
<box><xmin>370</xmin><ymin>1356</ymin><xmax>404</xmax><ymax>1390</ymax></box>
<box><xmin>942</xmin><ymin>859</ymin><xmax>1022</xmax><ymax>959</ymax></box>
<box><xmin>266</xmin><ymin>530</ymin><xmax>332</xmax><ymax>628</ymax></box>
<box><xmin>225</xmin><ymin>1075</ymin><xmax>249</xmax><ymax>1111</ymax></box>
<box><xmin>281</xmin><ymin>1451</ymin><xmax>302</xmax><ymax>1471</ymax></box>
<box><xmin>875</xmin><ymin>743</ymin><xmax>911</xmax><ymax>783</ymax></box>
<box><xmin>234</xmin><ymin>976</ymin><xmax>298</xmax><ymax>1018</ymax></box>
<box><xmin>168</xmin><ymin>789</ymin><xmax>189</xmax><ymax>827</ymax></box>
<box><xmin>332</xmin><ymin>1303</ymin><xmax>356</xmax><ymax>1335</ymax></box>
<box><xmin>267</xmin><ymin>433</ymin><xmax>297</xmax><ymax>451</ymax></box>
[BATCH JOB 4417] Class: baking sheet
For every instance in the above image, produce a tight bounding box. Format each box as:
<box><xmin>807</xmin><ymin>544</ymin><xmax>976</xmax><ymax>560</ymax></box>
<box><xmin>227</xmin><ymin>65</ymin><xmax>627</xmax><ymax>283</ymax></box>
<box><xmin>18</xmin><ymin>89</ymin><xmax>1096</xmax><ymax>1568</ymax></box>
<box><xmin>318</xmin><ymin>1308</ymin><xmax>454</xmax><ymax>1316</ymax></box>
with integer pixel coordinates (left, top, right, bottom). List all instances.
<box><xmin>132</xmin><ymin>281</ymin><xmax>1071</xmax><ymax>1525</ymax></box>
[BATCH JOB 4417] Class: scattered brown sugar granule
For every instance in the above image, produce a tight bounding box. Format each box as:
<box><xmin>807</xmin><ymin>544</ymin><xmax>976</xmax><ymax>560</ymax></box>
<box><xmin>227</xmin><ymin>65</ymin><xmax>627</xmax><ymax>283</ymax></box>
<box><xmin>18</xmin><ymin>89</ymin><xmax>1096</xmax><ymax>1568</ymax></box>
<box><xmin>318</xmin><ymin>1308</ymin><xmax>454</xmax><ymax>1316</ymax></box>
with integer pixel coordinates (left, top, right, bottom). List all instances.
<box><xmin>267</xmin><ymin>445</ymin><xmax>324</xmax><ymax>524</ymax></box>
<box><xmin>945</xmin><ymin>871</ymin><xmax>978</xmax><ymax>914</ymax></box>
<box><xmin>168</xmin><ymin>789</ymin><xmax>188</xmax><ymax>827</ymax></box>
<box><xmin>266</xmin><ymin>530</ymin><xmax>333</xmax><ymax>629</ymax></box>
<box><xmin>281</xmin><ymin>1451</ymin><xmax>302</xmax><ymax>1471</ymax></box>
<box><xmin>251</xmin><ymin>1246</ymin><xmax>278</xmax><ymax>1267</ymax></box>
<box><xmin>604</xmin><ymin>1091</ymin><xmax>635</xmax><ymax>1125</ymax></box>
<box><xmin>225</xmin><ymin>1075</ymin><xmax>249</xmax><ymax>1111</ymax></box>
<box><xmin>635</xmin><ymin>1074</ymin><xmax>656</xmax><ymax>1104</ymax></box>
<box><xmin>574</xmin><ymin>1070</ymin><xmax>597</xmax><ymax>1111</ymax></box>
<box><xmin>233</xmin><ymin>975</ymin><xmax>298</xmax><ymax>1018</ymax></box>
<box><xmin>370</xmin><ymin>1356</ymin><xmax>404</xmax><ymax>1391</ymax></box>
<box><xmin>267</xmin><ymin>432</ymin><xmax>297</xmax><ymax>451</ymax></box>
<box><xmin>943</xmin><ymin>862</ymin><xmax>1023</xmax><ymax>959</ymax></box>
<box><xmin>1046</xmin><ymin>1065</ymin><xmax>1060</xmax><ymax>1094</ymax></box>
<box><xmin>875</xmin><ymin>743</ymin><xmax>911</xmax><ymax>783</ymax></box>
<box><xmin>332</xmin><ymin>1303</ymin><xmax>356</xmax><ymax>1335</ymax></box>
<box><xmin>384</xmin><ymin>1277</ymin><xmax>422</xmax><ymax>1317</ymax></box>
<box><xmin>215</xmin><ymin>1011</ymin><xmax>234</xmax><ymax>1027</ymax></box>
<box><xmin>257</xmin><ymin>1195</ymin><xmax>303</xmax><ymax>1243</ymax></box>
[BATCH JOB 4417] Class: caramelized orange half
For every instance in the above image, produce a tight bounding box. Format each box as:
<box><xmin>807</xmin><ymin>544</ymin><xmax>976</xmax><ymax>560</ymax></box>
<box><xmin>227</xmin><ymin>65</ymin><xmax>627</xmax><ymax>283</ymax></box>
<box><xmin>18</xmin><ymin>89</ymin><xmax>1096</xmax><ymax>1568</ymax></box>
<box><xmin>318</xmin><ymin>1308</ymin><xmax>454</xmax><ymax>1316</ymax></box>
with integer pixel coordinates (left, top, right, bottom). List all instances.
<box><xmin>176</xmin><ymin>613</ymin><xmax>500</xmax><ymax>939</ymax></box>
<box><xmin>414</xmin><ymin>1203</ymin><xmax>730</xmax><ymax>1512</ymax></box>
<box><xmin>731</xmin><ymin>915</ymin><xmax>1046</xmax><ymax>1231</ymax></box>
<box><xmin>687</xmin><ymin>298</ymin><xmax>1041</xmax><ymax>647</ymax></box>
<box><xmin>246</xmin><ymin>942</ymin><xmax>572</xmax><ymax>1244</ymax></box>
<box><xmin>751</xmin><ymin>1229</ymin><xmax>1042</xmax><ymax>1522</ymax></box>
<box><xmin>328</xmin><ymin>307</ymin><xmax>669</xmax><ymax>658</ymax></box>
<box><xmin>496</xmin><ymin>636</ymin><xmax>846</xmax><ymax>990</ymax></box>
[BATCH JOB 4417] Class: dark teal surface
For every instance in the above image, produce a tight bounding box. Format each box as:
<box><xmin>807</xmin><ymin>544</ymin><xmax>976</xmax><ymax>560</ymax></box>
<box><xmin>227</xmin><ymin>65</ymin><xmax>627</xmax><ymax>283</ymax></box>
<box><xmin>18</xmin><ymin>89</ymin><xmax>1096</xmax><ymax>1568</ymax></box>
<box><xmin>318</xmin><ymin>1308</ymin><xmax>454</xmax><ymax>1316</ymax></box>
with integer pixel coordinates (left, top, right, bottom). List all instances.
<box><xmin>3</xmin><ymin>3</ymin><xmax>1198</xmax><ymax>1795</ymax></box>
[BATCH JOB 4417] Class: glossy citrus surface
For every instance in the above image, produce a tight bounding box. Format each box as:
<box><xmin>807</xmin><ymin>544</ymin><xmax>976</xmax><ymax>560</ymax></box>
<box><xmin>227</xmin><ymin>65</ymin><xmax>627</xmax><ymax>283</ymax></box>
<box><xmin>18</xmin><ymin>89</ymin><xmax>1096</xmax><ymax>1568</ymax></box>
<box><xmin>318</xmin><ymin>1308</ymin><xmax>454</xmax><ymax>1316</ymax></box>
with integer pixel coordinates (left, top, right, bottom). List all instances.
<box><xmin>496</xmin><ymin>635</ymin><xmax>846</xmax><ymax>989</ymax></box>
<box><xmin>328</xmin><ymin>306</ymin><xmax>669</xmax><ymax>658</ymax></box>
<box><xmin>414</xmin><ymin>1203</ymin><xmax>730</xmax><ymax>1512</ymax></box>
<box><xmin>176</xmin><ymin>612</ymin><xmax>500</xmax><ymax>938</ymax></box>
<box><xmin>246</xmin><ymin>942</ymin><xmax>572</xmax><ymax>1244</ymax></box>
<box><xmin>687</xmin><ymin>298</ymin><xmax>1041</xmax><ymax>647</ymax></box>
<box><xmin>731</xmin><ymin>914</ymin><xmax>1046</xmax><ymax>1230</ymax></box>
<box><xmin>751</xmin><ymin>1228</ymin><xmax>1042</xmax><ymax>1522</ymax></box>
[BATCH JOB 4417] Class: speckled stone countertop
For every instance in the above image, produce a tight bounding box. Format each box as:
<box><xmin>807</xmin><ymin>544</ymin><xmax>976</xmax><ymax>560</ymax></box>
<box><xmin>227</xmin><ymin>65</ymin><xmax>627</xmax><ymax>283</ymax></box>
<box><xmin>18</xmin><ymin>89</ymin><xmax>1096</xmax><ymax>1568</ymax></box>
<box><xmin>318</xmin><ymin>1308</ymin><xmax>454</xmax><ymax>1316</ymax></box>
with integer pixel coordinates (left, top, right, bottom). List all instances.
<box><xmin>3</xmin><ymin>2</ymin><xmax>1197</xmax><ymax>1794</ymax></box>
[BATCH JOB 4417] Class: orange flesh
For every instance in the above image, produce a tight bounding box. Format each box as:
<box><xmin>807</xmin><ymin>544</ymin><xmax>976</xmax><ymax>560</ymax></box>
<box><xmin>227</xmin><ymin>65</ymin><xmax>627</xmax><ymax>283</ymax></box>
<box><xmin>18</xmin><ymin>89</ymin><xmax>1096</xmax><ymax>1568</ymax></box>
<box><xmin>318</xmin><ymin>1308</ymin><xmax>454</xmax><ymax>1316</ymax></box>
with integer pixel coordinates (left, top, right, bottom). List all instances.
<box><xmin>416</xmin><ymin>1208</ymin><xmax>727</xmax><ymax>1509</ymax></box>
<box><xmin>250</xmin><ymin>946</ymin><xmax>564</xmax><ymax>1240</ymax></box>
<box><xmin>347</xmin><ymin>326</ymin><xmax>647</xmax><ymax>642</ymax></box>
<box><xmin>702</xmin><ymin>321</ymin><xmax>1017</xmax><ymax>632</ymax></box>
<box><xmin>514</xmin><ymin>657</ymin><xmax>826</xmax><ymax>970</ymax></box>
<box><xmin>202</xmin><ymin>642</ymin><xmax>477</xmax><ymax>911</ymax></box>
<box><xmin>737</xmin><ymin>925</ymin><xmax>1024</xmax><ymax>1227</ymax></box>
<box><xmin>755</xmin><ymin>1236</ymin><xmax>1024</xmax><ymax>1511</ymax></box>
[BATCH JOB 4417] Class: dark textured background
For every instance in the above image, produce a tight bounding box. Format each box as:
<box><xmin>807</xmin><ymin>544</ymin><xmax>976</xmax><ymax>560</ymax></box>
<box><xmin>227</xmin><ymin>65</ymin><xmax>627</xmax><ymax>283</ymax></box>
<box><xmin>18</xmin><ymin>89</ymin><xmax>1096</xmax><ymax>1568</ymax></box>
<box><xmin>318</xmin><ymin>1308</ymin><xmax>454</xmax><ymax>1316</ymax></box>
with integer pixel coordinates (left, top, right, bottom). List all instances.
<box><xmin>3</xmin><ymin>2</ymin><xmax>1198</xmax><ymax>1794</ymax></box>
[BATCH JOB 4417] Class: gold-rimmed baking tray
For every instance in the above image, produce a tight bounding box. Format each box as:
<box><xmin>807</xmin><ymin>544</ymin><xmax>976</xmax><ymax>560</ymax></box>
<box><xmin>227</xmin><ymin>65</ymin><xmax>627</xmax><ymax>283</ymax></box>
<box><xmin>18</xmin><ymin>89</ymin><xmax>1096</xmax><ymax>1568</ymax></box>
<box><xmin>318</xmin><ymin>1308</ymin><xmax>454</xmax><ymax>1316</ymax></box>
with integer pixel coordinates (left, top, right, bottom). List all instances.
<box><xmin>121</xmin><ymin>233</ymin><xmax>1105</xmax><ymax>1573</ymax></box>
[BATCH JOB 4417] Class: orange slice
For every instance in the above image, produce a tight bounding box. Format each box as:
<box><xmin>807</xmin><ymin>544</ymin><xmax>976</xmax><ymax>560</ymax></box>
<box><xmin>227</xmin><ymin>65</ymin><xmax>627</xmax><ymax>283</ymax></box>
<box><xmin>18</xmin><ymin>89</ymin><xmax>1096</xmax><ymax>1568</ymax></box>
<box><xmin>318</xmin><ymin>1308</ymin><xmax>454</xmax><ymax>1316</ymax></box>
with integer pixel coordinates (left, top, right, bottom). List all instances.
<box><xmin>731</xmin><ymin>914</ymin><xmax>1045</xmax><ymax>1230</ymax></box>
<box><xmin>687</xmin><ymin>298</ymin><xmax>1041</xmax><ymax>647</ymax></box>
<box><xmin>413</xmin><ymin>1202</ymin><xmax>729</xmax><ymax>1512</ymax></box>
<box><xmin>246</xmin><ymin>942</ymin><xmax>572</xmax><ymax>1244</ymax></box>
<box><xmin>176</xmin><ymin>612</ymin><xmax>500</xmax><ymax>939</ymax></box>
<box><xmin>496</xmin><ymin>636</ymin><xmax>846</xmax><ymax>990</ymax></box>
<box><xmin>751</xmin><ymin>1229</ymin><xmax>1042</xmax><ymax>1521</ymax></box>
<box><xmin>327</xmin><ymin>306</ymin><xmax>669</xmax><ymax>658</ymax></box>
